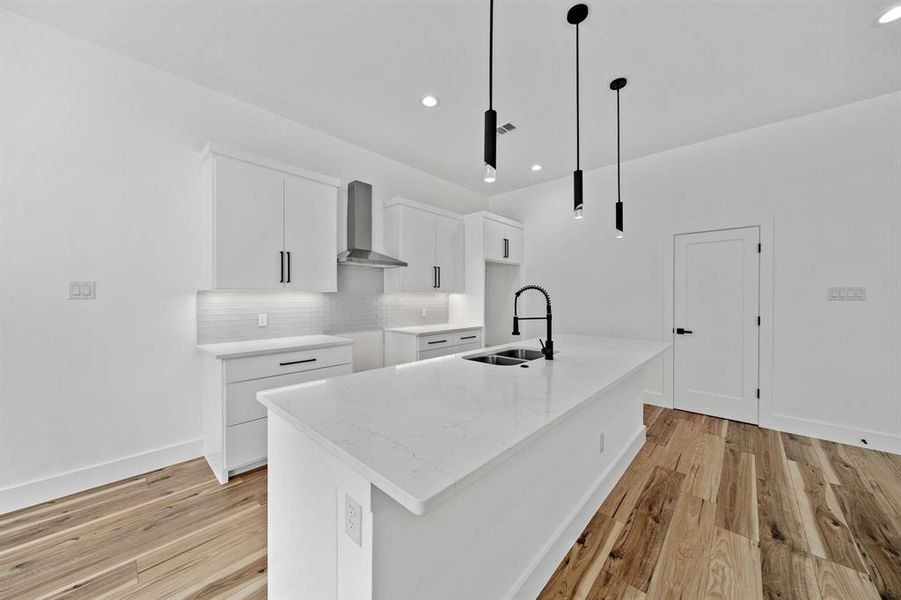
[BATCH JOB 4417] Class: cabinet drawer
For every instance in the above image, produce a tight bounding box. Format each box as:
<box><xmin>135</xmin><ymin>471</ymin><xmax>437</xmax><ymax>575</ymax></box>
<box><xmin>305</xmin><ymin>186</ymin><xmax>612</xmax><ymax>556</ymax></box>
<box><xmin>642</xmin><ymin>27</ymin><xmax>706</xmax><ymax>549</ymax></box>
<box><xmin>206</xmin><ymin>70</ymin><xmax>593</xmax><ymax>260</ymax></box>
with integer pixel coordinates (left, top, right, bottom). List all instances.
<box><xmin>454</xmin><ymin>342</ymin><xmax>482</xmax><ymax>354</ymax></box>
<box><xmin>226</xmin><ymin>418</ymin><xmax>267</xmax><ymax>471</ymax></box>
<box><xmin>417</xmin><ymin>334</ymin><xmax>454</xmax><ymax>352</ymax></box>
<box><xmin>226</xmin><ymin>363</ymin><xmax>352</xmax><ymax>426</ymax></box>
<box><xmin>453</xmin><ymin>330</ymin><xmax>482</xmax><ymax>346</ymax></box>
<box><xmin>418</xmin><ymin>345</ymin><xmax>460</xmax><ymax>360</ymax></box>
<box><xmin>224</xmin><ymin>345</ymin><xmax>352</xmax><ymax>383</ymax></box>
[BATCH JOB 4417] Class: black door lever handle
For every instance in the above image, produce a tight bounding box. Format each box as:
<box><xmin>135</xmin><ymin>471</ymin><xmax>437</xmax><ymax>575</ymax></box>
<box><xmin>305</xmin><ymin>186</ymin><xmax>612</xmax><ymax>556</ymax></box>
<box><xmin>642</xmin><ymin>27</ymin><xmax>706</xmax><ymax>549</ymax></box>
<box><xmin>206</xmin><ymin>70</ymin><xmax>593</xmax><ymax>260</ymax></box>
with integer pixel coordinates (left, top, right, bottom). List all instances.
<box><xmin>675</xmin><ymin>328</ymin><xmax>694</xmax><ymax>335</ymax></box>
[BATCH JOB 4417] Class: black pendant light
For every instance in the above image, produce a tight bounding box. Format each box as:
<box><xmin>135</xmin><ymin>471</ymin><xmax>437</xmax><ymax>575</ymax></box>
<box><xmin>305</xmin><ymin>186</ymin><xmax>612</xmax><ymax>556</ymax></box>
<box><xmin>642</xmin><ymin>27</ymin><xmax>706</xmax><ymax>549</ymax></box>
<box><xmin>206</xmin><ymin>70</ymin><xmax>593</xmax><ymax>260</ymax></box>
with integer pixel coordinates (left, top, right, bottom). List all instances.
<box><xmin>610</xmin><ymin>77</ymin><xmax>627</xmax><ymax>238</ymax></box>
<box><xmin>567</xmin><ymin>4</ymin><xmax>588</xmax><ymax>218</ymax></box>
<box><xmin>483</xmin><ymin>0</ymin><xmax>497</xmax><ymax>183</ymax></box>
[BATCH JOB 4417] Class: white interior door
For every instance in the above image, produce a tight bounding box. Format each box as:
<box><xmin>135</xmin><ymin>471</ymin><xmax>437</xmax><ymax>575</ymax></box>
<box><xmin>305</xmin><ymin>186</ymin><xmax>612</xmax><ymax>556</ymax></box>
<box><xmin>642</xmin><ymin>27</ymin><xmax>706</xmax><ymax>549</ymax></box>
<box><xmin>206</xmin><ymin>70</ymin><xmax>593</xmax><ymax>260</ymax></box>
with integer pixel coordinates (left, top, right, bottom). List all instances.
<box><xmin>214</xmin><ymin>156</ymin><xmax>285</xmax><ymax>289</ymax></box>
<box><xmin>284</xmin><ymin>174</ymin><xmax>337</xmax><ymax>292</ymax></box>
<box><xmin>674</xmin><ymin>227</ymin><xmax>759</xmax><ymax>423</ymax></box>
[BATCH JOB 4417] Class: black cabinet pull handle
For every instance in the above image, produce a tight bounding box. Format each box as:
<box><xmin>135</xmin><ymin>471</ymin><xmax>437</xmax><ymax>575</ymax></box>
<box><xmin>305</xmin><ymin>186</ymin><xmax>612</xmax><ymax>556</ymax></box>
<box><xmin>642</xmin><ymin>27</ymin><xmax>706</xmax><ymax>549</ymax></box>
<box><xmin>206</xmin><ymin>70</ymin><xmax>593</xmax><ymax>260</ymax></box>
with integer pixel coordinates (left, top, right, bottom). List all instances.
<box><xmin>461</xmin><ymin>335</ymin><xmax>477</xmax><ymax>340</ymax></box>
<box><xmin>675</xmin><ymin>328</ymin><xmax>694</xmax><ymax>335</ymax></box>
<box><xmin>286</xmin><ymin>251</ymin><xmax>291</xmax><ymax>283</ymax></box>
<box><xmin>279</xmin><ymin>358</ymin><xmax>317</xmax><ymax>366</ymax></box>
<box><xmin>280</xmin><ymin>251</ymin><xmax>285</xmax><ymax>283</ymax></box>
<box><xmin>433</xmin><ymin>266</ymin><xmax>437</xmax><ymax>288</ymax></box>
<box><xmin>437</xmin><ymin>266</ymin><xmax>441</xmax><ymax>288</ymax></box>
<box><xmin>427</xmin><ymin>339</ymin><xmax>448</xmax><ymax>345</ymax></box>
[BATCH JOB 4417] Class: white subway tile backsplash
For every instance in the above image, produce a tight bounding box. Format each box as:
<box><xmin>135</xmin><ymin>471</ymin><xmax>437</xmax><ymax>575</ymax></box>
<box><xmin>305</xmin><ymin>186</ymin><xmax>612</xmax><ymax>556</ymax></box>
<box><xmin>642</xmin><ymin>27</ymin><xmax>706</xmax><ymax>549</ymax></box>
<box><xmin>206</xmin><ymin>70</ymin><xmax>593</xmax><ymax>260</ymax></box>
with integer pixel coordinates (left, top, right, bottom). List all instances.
<box><xmin>197</xmin><ymin>266</ymin><xmax>448</xmax><ymax>344</ymax></box>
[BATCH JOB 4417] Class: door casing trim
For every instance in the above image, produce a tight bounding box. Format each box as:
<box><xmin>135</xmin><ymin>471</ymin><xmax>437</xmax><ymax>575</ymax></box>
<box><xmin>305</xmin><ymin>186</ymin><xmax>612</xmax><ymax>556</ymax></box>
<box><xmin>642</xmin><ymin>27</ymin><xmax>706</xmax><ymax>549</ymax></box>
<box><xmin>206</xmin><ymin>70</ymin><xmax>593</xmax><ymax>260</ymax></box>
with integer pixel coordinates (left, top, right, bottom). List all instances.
<box><xmin>662</xmin><ymin>214</ymin><xmax>774</xmax><ymax>426</ymax></box>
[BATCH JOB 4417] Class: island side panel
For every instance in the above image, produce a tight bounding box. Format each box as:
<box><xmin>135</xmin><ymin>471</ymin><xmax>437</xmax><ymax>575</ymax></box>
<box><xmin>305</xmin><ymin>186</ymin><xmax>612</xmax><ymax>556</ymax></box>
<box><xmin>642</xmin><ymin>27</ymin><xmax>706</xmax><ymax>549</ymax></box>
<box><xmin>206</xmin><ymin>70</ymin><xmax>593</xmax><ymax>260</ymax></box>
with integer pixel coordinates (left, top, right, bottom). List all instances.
<box><xmin>267</xmin><ymin>413</ymin><xmax>373</xmax><ymax>600</ymax></box>
<box><xmin>370</xmin><ymin>371</ymin><xmax>645</xmax><ymax>600</ymax></box>
<box><xmin>200</xmin><ymin>352</ymin><xmax>226</xmax><ymax>484</ymax></box>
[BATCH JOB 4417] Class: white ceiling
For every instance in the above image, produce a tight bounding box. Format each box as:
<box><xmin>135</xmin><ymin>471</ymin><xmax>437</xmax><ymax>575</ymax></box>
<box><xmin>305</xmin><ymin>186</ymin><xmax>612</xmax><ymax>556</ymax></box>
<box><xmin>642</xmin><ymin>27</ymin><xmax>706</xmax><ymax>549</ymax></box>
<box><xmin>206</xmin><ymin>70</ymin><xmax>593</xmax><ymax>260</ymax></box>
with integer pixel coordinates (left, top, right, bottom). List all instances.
<box><xmin>4</xmin><ymin>0</ymin><xmax>900</xmax><ymax>195</ymax></box>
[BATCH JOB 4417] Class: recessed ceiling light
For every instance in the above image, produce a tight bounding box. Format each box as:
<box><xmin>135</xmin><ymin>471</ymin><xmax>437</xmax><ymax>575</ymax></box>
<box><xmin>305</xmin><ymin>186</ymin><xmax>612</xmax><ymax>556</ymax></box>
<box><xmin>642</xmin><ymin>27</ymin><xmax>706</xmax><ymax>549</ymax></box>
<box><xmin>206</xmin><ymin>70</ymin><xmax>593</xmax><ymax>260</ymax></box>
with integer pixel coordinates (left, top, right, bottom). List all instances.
<box><xmin>421</xmin><ymin>95</ymin><xmax>439</xmax><ymax>108</ymax></box>
<box><xmin>879</xmin><ymin>5</ymin><xmax>901</xmax><ymax>23</ymax></box>
<box><xmin>530</xmin><ymin>164</ymin><xmax>542</xmax><ymax>172</ymax></box>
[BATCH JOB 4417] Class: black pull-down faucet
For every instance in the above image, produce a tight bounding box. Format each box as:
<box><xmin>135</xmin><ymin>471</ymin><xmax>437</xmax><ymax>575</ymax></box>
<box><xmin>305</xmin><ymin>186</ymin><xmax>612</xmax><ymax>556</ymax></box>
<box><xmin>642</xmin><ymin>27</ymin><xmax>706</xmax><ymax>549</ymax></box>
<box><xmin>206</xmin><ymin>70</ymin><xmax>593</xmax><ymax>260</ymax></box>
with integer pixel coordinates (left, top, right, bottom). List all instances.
<box><xmin>512</xmin><ymin>285</ymin><xmax>554</xmax><ymax>360</ymax></box>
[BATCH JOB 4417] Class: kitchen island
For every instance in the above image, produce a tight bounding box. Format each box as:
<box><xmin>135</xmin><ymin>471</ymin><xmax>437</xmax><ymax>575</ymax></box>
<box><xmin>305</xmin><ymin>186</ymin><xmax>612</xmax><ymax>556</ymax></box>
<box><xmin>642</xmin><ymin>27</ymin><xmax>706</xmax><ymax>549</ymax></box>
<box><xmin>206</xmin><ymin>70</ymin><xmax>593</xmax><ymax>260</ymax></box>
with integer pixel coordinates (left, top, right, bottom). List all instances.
<box><xmin>258</xmin><ymin>334</ymin><xmax>668</xmax><ymax>600</ymax></box>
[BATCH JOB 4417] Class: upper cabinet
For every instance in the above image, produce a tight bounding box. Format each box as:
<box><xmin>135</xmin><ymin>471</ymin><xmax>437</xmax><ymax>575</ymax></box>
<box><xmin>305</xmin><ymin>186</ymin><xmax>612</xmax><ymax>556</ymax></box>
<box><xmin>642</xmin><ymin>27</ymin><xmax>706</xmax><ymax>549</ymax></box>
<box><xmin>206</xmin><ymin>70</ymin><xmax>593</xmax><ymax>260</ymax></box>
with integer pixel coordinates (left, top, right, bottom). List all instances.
<box><xmin>484</xmin><ymin>215</ymin><xmax>523</xmax><ymax>265</ymax></box>
<box><xmin>383</xmin><ymin>199</ymin><xmax>464</xmax><ymax>293</ymax></box>
<box><xmin>202</xmin><ymin>144</ymin><xmax>339</xmax><ymax>291</ymax></box>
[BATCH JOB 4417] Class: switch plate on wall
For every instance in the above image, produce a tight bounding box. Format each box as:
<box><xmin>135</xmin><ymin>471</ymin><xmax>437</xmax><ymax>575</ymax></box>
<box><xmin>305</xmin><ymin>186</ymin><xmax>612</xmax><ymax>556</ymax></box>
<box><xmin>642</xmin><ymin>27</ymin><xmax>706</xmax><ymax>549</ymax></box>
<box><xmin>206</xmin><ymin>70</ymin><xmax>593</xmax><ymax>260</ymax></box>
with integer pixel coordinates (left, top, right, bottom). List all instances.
<box><xmin>344</xmin><ymin>493</ymin><xmax>362</xmax><ymax>546</ymax></box>
<box><xmin>68</xmin><ymin>281</ymin><xmax>96</xmax><ymax>300</ymax></box>
<box><xmin>827</xmin><ymin>286</ymin><xmax>867</xmax><ymax>301</ymax></box>
<box><xmin>257</xmin><ymin>313</ymin><xmax>268</xmax><ymax>327</ymax></box>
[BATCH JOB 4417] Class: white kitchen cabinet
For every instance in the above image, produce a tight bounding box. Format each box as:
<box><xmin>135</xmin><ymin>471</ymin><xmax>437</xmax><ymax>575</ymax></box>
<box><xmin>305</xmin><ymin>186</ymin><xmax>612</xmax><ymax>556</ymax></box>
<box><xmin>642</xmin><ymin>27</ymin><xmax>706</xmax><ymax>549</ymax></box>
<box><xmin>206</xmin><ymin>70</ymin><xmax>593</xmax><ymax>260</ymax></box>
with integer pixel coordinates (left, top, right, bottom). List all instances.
<box><xmin>435</xmin><ymin>214</ymin><xmax>464</xmax><ymax>292</ymax></box>
<box><xmin>202</xmin><ymin>143</ymin><xmax>339</xmax><ymax>291</ymax></box>
<box><xmin>484</xmin><ymin>215</ymin><xmax>523</xmax><ymax>265</ymax></box>
<box><xmin>213</xmin><ymin>156</ymin><xmax>285</xmax><ymax>289</ymax></box>
<box><xmin>198</xmin><ymin>336</ymin><xmax>353</xmax><ymax>483</ymax></box>
<box><xmin>391</xmin><ymin>203</ymin><xmax>437</xmax><ymax>292</ymax></box>
<box><xmin>284</xmin><ymin>174</ymin><xmax>338</xmax><ymax>291</ymax></box>
<box><xmin>383</xmin><ymin>198</ymin><xmax>464</xmax><ymax>293</ymax></box>
<box><xmin>384</xmin><ymin>325</ymin><xmax>482</xmax><ymax>366</ymax></box>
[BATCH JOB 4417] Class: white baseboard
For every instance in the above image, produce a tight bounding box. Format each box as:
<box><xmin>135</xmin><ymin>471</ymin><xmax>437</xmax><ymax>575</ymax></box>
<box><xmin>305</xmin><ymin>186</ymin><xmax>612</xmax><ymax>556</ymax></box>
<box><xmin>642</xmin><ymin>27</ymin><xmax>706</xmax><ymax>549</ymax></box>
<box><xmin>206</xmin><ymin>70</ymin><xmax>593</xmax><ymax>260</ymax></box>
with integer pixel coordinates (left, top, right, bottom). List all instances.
<box><xmin>507</xmin><ymin>425</ymin><xmax>646</xmax><ymax>599</ymax></box>
<box><xmin>643</xmin><ymin>390</ymin><xmax>672</xmax><ymax>409</ymax></box>
<box><xmin>762</xmin><ymin>413</ymin><xmax>900</xmax><ymax>456</ymax></box>
<box><xmin>0</xmin><ymin>438</ymin><xmax>203</xmax><ymax>515</ymax></box>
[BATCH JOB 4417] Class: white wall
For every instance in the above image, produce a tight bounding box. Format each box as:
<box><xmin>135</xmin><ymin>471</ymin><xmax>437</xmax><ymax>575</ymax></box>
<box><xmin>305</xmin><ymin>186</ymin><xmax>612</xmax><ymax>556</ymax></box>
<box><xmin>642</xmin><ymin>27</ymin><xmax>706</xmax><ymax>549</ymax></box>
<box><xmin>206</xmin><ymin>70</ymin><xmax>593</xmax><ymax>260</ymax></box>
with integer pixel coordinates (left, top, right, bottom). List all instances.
<box><xmin>0</xmin><ymin>10</ymin><xmax>488</xmax><ymax>512</ymax></box>
<box><xmin>492</xmin><ymin>91</ymin><xmax>901</xmax><ymax>454</ymax></box>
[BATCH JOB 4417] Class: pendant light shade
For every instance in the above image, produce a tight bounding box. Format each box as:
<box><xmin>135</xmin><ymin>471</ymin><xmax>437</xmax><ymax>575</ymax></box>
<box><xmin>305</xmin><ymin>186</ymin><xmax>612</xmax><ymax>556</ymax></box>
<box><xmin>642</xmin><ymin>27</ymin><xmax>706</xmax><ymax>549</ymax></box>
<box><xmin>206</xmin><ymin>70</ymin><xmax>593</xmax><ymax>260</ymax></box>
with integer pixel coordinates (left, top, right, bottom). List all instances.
<box><xmin>567</xmin><ymin>4</ymin><xmax>588</xmax><ymax>219</ymax></box>
<box><xmin>483</xmin><ymin>0</ymin><xmax>497</xmax><ymax>183</ymax></box>
<box><xmin>610</xmin><ymin>77</ymin><xmax>627</xmax><ymax>237</ymax></box>
<box><xmin>484</xmin><ymin>108</ymin><xmax>497</xmax><ymax>182</ymax></box>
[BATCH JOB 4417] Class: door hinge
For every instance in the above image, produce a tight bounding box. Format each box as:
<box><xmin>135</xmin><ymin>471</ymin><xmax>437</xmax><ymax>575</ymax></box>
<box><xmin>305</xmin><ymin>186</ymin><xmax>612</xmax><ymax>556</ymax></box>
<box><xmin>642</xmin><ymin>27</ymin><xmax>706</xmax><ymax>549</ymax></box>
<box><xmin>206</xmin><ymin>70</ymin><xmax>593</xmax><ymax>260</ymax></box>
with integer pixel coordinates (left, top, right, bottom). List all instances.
<box><xmin>756</xmin><ymin>388</ymin><xmax>760</xmax><ymax>399</ymax></box>
<box><xmin>758</xmin><ymin>243</ymin><xmax>762</xmax><ymax>253</ymax></box>
<box><xmin>757</xmin><ymin>315</ymin><xmax>761</xmax><ymax>326</ymax></box>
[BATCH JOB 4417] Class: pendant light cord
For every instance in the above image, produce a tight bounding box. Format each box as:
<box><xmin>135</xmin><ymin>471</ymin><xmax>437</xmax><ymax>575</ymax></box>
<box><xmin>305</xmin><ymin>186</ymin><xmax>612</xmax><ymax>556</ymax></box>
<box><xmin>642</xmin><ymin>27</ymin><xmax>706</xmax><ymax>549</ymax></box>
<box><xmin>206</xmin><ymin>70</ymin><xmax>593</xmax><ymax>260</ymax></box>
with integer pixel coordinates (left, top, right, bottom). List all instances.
<box><xmin>489</xmin><ymin>0</ymin><xmax>494</xmax><ymax>110</ymax></box>
<box><xmin>575</xmin><ymin>23</ymin><xmax>580</xmax><ymax>170</ymax></box>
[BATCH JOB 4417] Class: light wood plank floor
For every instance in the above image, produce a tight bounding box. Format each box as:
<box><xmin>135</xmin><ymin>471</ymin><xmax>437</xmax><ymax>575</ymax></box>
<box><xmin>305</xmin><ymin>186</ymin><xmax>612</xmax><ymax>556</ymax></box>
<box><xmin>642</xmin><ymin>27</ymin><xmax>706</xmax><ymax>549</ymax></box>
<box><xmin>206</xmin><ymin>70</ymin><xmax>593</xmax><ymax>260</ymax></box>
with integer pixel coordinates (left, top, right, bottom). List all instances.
<box><xmin>539</xmin><ymin>406</ymin><xmax>901</xmax><ymax>600</ymax></box>
<box><xmin>0</xmin><ymin>460</ymin><xmax>267</xmax><ymax>599</ymax></box>
<box><xmin>2</xmin><ymin>407</ymin><xmax>899</xmax><ymax>599</ymax></box>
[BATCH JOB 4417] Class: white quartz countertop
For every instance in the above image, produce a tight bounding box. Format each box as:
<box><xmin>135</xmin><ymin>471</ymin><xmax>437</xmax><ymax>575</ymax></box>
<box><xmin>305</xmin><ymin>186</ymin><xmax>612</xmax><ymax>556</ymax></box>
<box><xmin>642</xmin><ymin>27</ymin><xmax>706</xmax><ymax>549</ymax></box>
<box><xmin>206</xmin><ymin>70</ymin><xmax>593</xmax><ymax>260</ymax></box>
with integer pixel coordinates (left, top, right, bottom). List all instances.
<box><xmin>197</xmin><ymin>334</ymin><xmax>352</xmax><ymax>359</ymax></box>
<box><xmin>258</xmin><ymin>334</ymin><xmax>668</xmax><ymax>515</ymax></box>
<box><xmin>383</xmin><ymin>323</ymin><xmax>482</xmax><ymax>336</ymax></box>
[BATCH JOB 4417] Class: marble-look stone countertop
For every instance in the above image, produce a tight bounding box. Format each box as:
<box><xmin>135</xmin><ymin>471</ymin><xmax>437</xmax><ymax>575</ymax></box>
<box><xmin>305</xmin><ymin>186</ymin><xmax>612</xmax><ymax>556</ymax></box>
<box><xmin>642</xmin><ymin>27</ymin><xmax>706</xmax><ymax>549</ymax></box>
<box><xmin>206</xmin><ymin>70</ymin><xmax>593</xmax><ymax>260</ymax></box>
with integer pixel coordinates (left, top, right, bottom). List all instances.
<box><xmin>383</xmin><ymin>323</ymin><xmax>483</xmax><ymax>336</ymax></box>
<box><xmin>258</xmin><ymin>334</ymin><xmax>669</xmax><ymax>515</ymax></box>
<box><xmin>197</xmin><ymin>334</ymin><xmax>352</xmax><ymax>359</ymax></box>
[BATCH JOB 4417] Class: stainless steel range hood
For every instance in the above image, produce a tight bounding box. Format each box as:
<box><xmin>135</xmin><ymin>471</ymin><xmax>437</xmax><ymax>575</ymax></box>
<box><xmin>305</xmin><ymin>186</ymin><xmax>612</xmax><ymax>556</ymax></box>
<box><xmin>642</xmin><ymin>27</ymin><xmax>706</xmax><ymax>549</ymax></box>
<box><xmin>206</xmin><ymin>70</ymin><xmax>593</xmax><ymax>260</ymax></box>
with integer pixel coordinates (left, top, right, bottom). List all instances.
<box><xmin>337</xmin><ymin>181</ymin><xmax>407</xmax><ymax>268</ymax></box>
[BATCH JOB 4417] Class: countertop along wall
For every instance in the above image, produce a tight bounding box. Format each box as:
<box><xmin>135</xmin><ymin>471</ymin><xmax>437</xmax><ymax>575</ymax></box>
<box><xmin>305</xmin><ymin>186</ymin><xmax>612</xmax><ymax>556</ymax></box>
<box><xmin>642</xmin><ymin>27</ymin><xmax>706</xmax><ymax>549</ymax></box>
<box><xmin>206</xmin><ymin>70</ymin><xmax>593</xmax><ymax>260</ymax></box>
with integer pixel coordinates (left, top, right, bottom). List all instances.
<box><xmin>491</xmin><ymin>91</ymin><xmax>901</xmax><ymax>454</ymax></box>
<box><xmin>0</xmin><ymin>10</ymin><xmax>488</xmax><ymax>512</ymax></box>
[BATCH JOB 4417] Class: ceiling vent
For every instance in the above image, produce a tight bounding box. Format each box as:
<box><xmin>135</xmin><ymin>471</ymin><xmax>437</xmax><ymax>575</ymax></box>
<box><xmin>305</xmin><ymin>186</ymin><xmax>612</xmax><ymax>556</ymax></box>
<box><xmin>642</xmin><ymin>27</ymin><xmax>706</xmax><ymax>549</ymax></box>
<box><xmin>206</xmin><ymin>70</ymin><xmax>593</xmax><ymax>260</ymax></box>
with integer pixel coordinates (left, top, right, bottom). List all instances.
<box><xmin>496</xmin><ymin>122</ymin><xmax>517</xmax><ymax>135</ymax></box>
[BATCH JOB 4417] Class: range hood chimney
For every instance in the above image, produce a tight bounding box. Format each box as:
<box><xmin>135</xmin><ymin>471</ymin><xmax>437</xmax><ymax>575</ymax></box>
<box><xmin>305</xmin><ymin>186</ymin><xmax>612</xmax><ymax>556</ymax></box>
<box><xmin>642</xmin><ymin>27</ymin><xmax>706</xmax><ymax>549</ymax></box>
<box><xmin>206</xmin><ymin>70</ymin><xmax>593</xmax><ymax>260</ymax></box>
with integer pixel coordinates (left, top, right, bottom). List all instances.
<box><xmin>337</xmin><ymin>181</ymin><xmax>408</xmax><ymax>268</ymax></box>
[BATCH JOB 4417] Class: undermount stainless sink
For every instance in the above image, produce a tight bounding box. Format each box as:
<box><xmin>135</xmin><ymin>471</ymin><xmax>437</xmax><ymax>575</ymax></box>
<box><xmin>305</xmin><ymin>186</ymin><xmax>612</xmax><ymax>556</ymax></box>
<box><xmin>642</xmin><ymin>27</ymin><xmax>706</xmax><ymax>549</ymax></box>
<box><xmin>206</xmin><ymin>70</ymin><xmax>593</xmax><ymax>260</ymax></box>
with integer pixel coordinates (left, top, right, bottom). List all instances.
<box><xmin>463</xmin><ymin>347</ymin><xmax>545</xmax><ymax>366</ymax></box>
<box><xmin>494</xmin><ymin>348</ymin><xmax>545</xmax><ymax>360</ymax></box>
<box><xmin>463</xmin><ymin>355</ymin><xmax>525</xmax><ymax>366</ymax></box>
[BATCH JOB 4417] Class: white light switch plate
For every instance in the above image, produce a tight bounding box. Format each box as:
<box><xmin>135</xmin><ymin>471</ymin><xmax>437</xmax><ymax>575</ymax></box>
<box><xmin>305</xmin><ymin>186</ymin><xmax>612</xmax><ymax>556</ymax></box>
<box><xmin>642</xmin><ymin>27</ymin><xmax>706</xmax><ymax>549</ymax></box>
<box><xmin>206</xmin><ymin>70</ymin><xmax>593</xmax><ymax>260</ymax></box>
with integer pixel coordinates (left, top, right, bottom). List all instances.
<box><xmin>69</xmin><ymin>281</ymin><xmax>96</xmax><ymax>300</ymax></box>
<box><xmin>257</xmin><ymin>313</ymin><xmax>268</xmax><ymax>327</ymax></box>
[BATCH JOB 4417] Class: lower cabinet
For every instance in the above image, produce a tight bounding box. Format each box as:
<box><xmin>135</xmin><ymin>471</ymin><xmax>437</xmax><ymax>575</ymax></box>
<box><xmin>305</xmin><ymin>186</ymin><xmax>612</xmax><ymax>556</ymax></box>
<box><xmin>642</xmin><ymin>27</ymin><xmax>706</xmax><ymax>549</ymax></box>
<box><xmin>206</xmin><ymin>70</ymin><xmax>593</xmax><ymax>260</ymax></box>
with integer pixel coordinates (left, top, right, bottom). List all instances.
<box><xmin>201</xmin><ymin>344</ymin><xmax>353</xmax><ymax>483</ymax></box>
<box><xmin>384</xmin><ymin>327</ymin><xmax>483</xmax><ymax>366</ymax></box>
